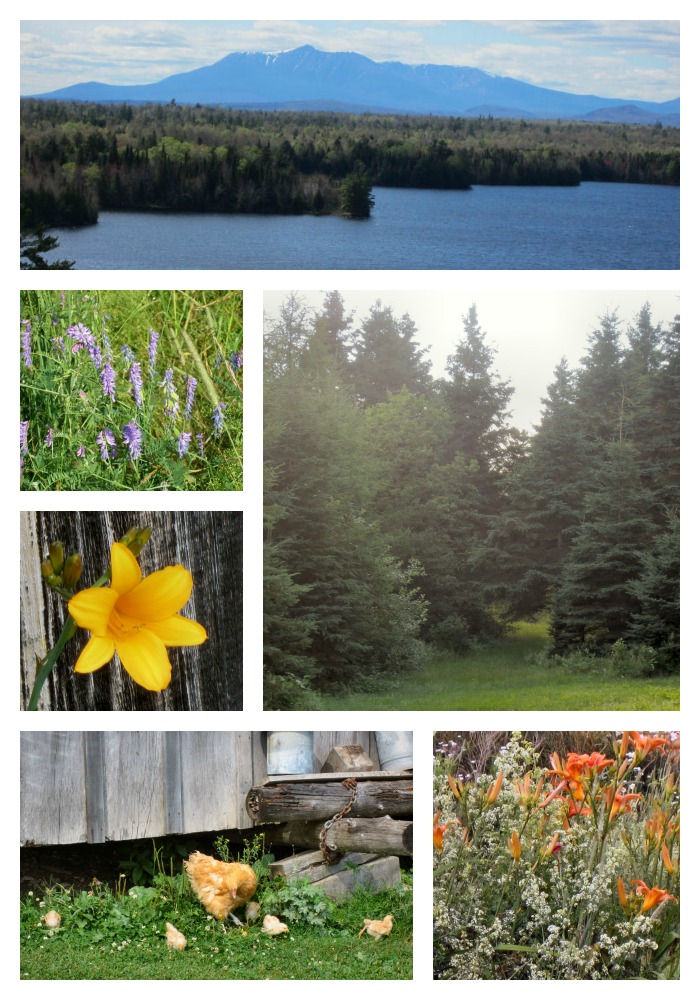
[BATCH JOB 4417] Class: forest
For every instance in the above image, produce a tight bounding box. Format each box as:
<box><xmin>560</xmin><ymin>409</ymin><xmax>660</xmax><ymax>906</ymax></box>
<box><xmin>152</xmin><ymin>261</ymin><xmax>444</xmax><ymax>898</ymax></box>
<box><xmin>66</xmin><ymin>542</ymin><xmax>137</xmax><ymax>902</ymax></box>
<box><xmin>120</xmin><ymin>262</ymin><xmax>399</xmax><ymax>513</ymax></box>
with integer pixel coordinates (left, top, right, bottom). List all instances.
<box><xmin>263</xmin><ymin>294</ymin><xmax>679</xmax><ymax>709</ymax></box>
<box><xmin>20</xmin><ymin>100</ymin><xmax>680</xmax><ymax>230</ymax></box>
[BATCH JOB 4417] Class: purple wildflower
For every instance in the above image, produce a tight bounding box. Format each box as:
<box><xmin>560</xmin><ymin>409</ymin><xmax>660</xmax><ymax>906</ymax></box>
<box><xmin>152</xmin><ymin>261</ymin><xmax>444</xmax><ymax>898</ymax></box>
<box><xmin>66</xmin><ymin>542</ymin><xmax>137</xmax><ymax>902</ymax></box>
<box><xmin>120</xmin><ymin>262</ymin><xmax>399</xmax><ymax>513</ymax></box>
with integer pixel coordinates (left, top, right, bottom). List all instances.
<box><xmin>53</xmin><ymin>335</ymin><xmax>65</xmax><ymax>352</ymax></box>
<box><xmin>67</xmin><ymin>323</ymin><xmax>101</xmax><ymax>370</ymax></box>
<box><xmin>20</xmin><ymin>420</ymin><xmax>29</xmax><ymax>456</ymax></box>
<box><xmin>184</xmin><ymin>376</ymin><xmax>197</xmax><ymax>419</ymax></box>
<box><xmin>21</xmin><ymin>320</ymin><xmax>32</xmax><ymax>367</ymax></box>
<box><xmin>100</xmin><ymin>362</ymin><xmax>117</xmax><ymax>402</ymax></box>
<box><xmin>212</xmin><ymin>401</ymin><xmax>227</xmax><ymax>437</ymax></box>
<box><xmin>148</xmin><ymin>327</ymin><xmax>160</xmax><ymax>376</ymax></box>
<box><xmin>76</xmin><ymin>445</ymin><xmax>86</xmax><ymax>458</ymax></box>
<box><xmin>44</xmin><ymin>427</ymin><xmax>53</xmax><ymax>447</ymax></box>
<box><xmin>121</xmin><ymin>344</ymin><xmax>135</xmax><ymax>364</ymax></box>
<box><xmin>97</xmin><ymin>428</ymin><xmax>116</xmax><ymax>461</ymax></box>
<box><xmin>161</xmin><ymin>367</ymin><xmax>180</xmax><ymax>422</ymax></box>
<box><xmin>196</xmin><ymin>433</ymin><xmax>204</xmax><ymax>457</ymax></box>
<box><xmin>129</xmin><ymin>362</ymin><xmax>143</xmax><ymax>409</ymax></box>
<box><xmin>230</xmin><ymin>350</ymin><xmax>243</xmax><ymax>372</ymax></box>
<box><xmin>122</xmin><ymin>421</ymin><xmax>142</xmax><ymax>461</ymax></box>
<box><xmin>177</xmin><ymin>431</ymin><xmax>192</xmax><ymax>458</ymax></box>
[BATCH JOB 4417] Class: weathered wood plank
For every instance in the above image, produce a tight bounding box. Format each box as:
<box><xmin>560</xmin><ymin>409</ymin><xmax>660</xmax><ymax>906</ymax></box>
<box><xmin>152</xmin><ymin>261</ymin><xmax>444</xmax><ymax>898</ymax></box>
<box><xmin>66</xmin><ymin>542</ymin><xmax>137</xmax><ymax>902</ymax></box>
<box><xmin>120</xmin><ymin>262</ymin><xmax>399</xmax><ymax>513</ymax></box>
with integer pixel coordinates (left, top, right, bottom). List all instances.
<box><xmin>260</xmin><ymin>770</ymin><xmax>409</xmax><ymax>785</ymax></box>
<box><xmin>313</xmin><ymin>856</ymin><xmax>402</xmax><ymax>903</ymax></box>
<box><xmin>247</xmin><ymin>779</ymin><xmax>413</xmax><ymax>822</ymax></box>
<box><xmin>269</xmin><ymin>849</ymin><xmax>380</xmax><ymax>883</ymax></box>
<box><xmin>274</xmin><ymin>817</ymin><xmax>413</xmax><ymax>856</ymax></box>
<box><xmin>19</xmin><ymin>510</ymin><xmax>242</xmax><ymax>711</ymax></box>
<box><xmin>103</xmin><ymin>732</ymin><xmax>167</xmax><ymax>841</ymax></box>
<box><xmin>20</xmin><ymin>732</ymin><xmax>88</xmax><ymax>845</ymax></box>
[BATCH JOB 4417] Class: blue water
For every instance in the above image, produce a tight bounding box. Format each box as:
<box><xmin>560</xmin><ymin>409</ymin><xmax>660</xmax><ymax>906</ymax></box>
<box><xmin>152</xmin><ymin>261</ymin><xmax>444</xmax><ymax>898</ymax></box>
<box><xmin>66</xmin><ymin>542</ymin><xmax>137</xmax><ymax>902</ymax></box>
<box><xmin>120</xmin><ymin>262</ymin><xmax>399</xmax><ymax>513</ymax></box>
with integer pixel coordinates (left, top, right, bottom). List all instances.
<box><xmin>45</xmin><ymin>183</ymin><xmax>679</xmax><ymax>270</ymax></box>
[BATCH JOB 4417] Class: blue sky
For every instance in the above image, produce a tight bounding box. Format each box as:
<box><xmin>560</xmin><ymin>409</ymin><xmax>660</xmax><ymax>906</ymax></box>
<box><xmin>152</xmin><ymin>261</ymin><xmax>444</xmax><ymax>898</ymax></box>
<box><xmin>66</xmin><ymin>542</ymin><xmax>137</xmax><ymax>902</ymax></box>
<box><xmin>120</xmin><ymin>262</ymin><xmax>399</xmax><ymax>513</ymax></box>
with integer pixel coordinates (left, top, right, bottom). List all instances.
<box><xmin>20</xmin><ymin>19</ymin><xmax>679</xmax><ymax>101</ymax></box>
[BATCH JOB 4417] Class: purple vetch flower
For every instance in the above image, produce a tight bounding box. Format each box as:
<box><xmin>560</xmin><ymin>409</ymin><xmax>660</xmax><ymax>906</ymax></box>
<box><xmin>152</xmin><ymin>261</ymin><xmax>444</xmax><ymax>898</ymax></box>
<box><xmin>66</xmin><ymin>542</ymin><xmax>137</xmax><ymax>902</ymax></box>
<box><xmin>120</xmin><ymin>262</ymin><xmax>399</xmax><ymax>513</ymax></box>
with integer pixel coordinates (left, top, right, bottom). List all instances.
<box><xmin>44</xmin><ymin>427</ymin><xmax>53</xmax><ymax>447</ymax></box>
<box><xmin>196</xmin><ymin>433</ymin><xmax>204</xmax><ymax>457</ymax></box>
<box><xmin>52</xmin><ymin>335</ymin><xmax>65</xmax><ymax>352</ymax></box>
<box><xmin>177</xmin><ymin>431</ymin><xmax>192</xmax><ymax>458</ymax></box>
<box><xmin>230</xmin><ymin>350</ymin><xmax>243</xmax><ymax>372</ymax></box>
<box><xmin>129</xmin><ymin>362</ymin><xmax>143</xmax><ymax>409</ymax></box>
<box><xmin>121</xmin><ymin>343</ymin><xmax>135</xmax><ymax>364</ymax></box>
<box><xmin>76</xmin><ymin>445</ymin><xmax>86</xmax><ymax>458</ymax></box>
<box><xmin>161</xmin><ymin>367</ymin><xmax>180</xmax><ymax>422</ymax></box>
<box><xmin>20</xmin><ymin>420</ymin><xmax>29</xmax><ymax>456</ymax></box>
<box><xmin>148</xmin><ymin>327</ymin><xmax>160</xmax><ymax>376</ymax></box>
<box><xmin>184</xmin><ymin>376</ymin><xmax>197</xmax><ymax>418</ymax></box>
<box><xmin>21</xmin><ymin>319</ymin><xmax>32</xmax><ymax>367</ymax></box>
<box><xmin>122</xmin><ymin>421</ymin><xmax>142</xmax><ymax>461</ymax></box>
<box><xmin>67</xmin><ymin>323</ymin><xmax>101</xmax><ymax>370</ymax></box>
<box><xmin>212</xmin><ymin>401</ymin><xmax>227</xmax><ymax>437</ymax></box>
<box><xmin>100</xmin><ymin>362</ymin><xmax>117</xmax><ymax>402</ymax></box>
<box><xmin>97</xmin><ymin>428</ymin><xmax>116</xmax><ymax>461</ymax></box>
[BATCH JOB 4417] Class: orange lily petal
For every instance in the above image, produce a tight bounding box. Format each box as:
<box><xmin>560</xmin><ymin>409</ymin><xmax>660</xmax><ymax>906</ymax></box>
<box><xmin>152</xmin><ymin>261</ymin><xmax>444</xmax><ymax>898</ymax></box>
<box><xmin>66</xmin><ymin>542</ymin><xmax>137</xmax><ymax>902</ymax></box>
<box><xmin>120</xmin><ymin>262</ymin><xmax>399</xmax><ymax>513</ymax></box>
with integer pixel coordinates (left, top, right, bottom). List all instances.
<box><xmin>74</xmin><ymin>634</ymin><xmax>116</xmax><ymax>673</ymax></box>
<box><xmin>116</xmin><ymin>565</ymin><xmax>193</xmax><ymax>621</ymax></box>
<box><xmin>146</xmin><ymin>615</ymin><xmax>208</xmax><ymax>647</ymax></box>
<box><xmin>115</xmin><ymin>629</ymin><xmax>172</xmax><ymax>691</ymax></box>
<box><xmin>110</xmin><ymin>541</ymin><xmax>142</xmax><ymax>595</ymax></box>
<box><xmin>68</xmin><ymin>587</ymin><xmax>119</xmax><ymax>636</ymax></box>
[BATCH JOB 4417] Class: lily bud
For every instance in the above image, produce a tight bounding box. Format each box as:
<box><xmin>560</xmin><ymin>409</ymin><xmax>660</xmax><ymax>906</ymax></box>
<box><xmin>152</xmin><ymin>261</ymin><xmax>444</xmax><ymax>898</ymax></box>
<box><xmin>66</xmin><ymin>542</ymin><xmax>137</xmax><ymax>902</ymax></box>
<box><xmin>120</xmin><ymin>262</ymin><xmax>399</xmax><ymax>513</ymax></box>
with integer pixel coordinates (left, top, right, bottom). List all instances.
<box><xmin>40</xmin><ymin>559</ymin><xmax>55</xmax><ymax>580</ymax></box>
<box><xmin>49</xmin><ymin>541</ymin><xmax>64</xmax><ymax>573</ymax></box>
<box><xmin>507</xmin><ymin>830</ymin><xmax>522</xmax><ymax>861</ymax></box>
<box><xmin>62</xmin><ymin>553</ymin><xmax>83</xmax><ymax>589</ymax></box>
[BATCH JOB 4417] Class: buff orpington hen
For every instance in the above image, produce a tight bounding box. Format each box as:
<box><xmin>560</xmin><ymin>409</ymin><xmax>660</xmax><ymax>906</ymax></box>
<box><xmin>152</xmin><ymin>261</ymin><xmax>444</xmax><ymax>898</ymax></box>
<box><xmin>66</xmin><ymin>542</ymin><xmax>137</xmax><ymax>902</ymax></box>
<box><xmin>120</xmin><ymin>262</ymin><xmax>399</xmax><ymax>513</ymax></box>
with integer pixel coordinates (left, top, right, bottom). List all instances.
<box><xmin>184</xmin><ymin>851</ymin><xmax>258</xmax><ymax>928</ymax></box>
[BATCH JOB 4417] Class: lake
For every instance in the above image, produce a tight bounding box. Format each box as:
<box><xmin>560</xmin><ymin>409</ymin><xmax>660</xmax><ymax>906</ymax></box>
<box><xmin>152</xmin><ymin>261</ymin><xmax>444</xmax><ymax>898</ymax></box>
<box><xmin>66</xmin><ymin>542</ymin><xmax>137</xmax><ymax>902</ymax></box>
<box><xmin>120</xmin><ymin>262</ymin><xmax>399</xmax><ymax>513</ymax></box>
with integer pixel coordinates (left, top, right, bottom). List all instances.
<box><xmin>45</xmin><ymin>182</ymin><xmax>679</xmax><ymax>270</ymax></box>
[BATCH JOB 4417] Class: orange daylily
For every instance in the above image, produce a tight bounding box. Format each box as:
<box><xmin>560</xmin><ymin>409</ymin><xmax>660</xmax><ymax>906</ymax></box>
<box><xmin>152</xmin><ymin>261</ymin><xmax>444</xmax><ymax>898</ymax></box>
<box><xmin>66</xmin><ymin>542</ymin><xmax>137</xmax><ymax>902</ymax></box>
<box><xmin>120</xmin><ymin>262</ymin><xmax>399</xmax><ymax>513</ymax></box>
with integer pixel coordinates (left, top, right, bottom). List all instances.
<box><xmin>433</xmin><ymin>812</ymin><xmax>449</xmax><ymax>851</ymax></box>
<box><xmin>606</xmin><ymin>787</ymin><xmax>642</xmax><ymax>819</ymax></box>
<box><xmin>661</xmin><ymin>843</ymin><xmax>678</xmax><ymax>875</ymax></box>
<box><xmin>548</xmin><ymin>751</ymin><xmax>614</xmax><ymax>803</ymax></box>
<box><xmin>629</xmin><ymin>732</ymin><xmax>670</xmax><ymax>761</ymax></box>
<box><xmin>68</xmin><ymin>541</ymin><xmax>207</xmax><ymax>691</ymax></box>
<box><xmin>507</xmin><ymin>830</ymin><xmax>522</xmax><ymax>861</ymax></box>
<box><xmin>485</xmin><ymin>771</ymin><xmax>503</xmax><ymax>806</ymax></box>
<box><xmin>631</xmin><ymin>880</ymin><xmax>678</xmax><ymax>913</ymax></box>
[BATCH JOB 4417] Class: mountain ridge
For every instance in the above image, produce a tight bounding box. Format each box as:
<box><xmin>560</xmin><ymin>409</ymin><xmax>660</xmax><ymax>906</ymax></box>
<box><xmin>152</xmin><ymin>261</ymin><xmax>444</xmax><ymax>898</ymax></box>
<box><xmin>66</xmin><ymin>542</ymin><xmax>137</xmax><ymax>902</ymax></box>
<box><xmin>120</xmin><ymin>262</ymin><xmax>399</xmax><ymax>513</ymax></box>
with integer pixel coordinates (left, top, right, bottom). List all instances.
<box><xmin>27</xmin><ymin>44</ymin><xmax>680</xmax><ymax>126</ymax></box>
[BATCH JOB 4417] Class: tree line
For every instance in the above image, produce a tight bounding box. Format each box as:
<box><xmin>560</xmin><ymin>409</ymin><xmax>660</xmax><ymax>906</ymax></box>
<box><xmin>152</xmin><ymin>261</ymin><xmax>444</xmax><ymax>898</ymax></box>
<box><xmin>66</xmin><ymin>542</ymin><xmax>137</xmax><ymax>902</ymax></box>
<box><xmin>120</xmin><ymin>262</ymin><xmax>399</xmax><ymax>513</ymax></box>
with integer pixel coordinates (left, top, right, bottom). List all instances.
<box><xmin>21</xmin><ymin>100</ymin><xmax>679</xmax><ymax>230</ymax></box>
<box><xmin>263</xmin><ymin>294</ymin><xmax>679</xmax><ymax>707</ymax></box>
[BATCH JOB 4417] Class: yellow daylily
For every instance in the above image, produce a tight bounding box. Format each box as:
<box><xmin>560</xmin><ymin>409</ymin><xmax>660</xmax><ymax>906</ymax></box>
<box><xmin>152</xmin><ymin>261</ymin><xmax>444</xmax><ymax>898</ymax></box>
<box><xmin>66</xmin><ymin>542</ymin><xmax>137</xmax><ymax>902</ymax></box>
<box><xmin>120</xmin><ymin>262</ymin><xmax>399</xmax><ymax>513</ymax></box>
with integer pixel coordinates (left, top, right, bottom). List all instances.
<box><xmin>68</xmin><ymin>541</ymin><xmax>207</xmax><ymax>691</ymax></box>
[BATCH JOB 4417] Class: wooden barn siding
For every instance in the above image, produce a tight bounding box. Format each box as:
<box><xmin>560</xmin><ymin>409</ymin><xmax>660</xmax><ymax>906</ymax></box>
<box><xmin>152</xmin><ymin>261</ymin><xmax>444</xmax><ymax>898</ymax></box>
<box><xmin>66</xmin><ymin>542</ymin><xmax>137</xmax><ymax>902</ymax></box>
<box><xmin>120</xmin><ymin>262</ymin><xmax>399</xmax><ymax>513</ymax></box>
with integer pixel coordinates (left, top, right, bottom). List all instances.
<box><xmin>20</xmin><ymin>510</ymin><xmax>242</xmax><ymax>711</ymax></box>
<box><xmin>20</xmin><ymin>731</ymin><xmax>378</xmax><ymax>845</ymax></box>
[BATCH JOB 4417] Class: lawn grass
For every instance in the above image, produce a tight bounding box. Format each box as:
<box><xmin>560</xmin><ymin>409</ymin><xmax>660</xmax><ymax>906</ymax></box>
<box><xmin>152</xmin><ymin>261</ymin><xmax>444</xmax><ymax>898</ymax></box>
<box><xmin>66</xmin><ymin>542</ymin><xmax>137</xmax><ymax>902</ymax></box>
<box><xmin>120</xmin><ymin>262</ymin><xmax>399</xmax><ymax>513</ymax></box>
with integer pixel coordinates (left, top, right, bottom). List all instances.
<box><xmin>20</xmin><ymin>877</ymin><xmax>412</xmax><ymax>981</ymax></box>
<box><xmin>316</xmin><ymin>621</ymin><xmax>680</xmax><ymax>710</ymax></box>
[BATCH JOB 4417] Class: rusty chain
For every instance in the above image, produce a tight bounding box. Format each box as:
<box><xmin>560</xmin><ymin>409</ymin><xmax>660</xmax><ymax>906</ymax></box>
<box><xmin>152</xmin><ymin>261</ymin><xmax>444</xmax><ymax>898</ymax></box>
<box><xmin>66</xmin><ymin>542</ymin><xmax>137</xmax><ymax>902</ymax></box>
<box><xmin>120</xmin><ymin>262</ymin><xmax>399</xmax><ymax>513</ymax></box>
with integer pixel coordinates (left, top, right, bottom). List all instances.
<box><xmin>320</xmin><ymin>777</ymin><xmax>358</xmax><ymax>864</ymax></box>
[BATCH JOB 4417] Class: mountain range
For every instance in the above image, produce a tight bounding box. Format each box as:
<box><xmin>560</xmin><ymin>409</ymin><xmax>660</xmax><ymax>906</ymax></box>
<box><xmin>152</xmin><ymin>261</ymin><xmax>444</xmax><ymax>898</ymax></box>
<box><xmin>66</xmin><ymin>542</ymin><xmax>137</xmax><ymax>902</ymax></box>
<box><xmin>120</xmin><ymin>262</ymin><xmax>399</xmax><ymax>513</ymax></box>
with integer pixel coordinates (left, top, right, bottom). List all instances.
<box><xmin>27</xmin><ymin>44</ymin><xmax>680</xmax><ymax>126</ymax></box>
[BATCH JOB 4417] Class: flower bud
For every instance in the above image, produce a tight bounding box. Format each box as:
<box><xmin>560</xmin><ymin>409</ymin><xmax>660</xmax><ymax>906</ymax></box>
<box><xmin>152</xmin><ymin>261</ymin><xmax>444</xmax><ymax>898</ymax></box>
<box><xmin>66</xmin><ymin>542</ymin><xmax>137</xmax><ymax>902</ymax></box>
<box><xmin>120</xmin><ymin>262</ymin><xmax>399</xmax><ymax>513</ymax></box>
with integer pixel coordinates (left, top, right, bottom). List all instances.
<box><xmin>130</xmin><ymin>527</ymin><xmax>152</xmax><ymax>556</ymax></box>
<box><xmin>62</xmin><ymin>553</ymin><xmax>83</xmax><ymax>589</ymax></box>
<box><xmin>49</xmin><ymin>541</ymin><xmax>64</xmax><ymax>573</ymax></box>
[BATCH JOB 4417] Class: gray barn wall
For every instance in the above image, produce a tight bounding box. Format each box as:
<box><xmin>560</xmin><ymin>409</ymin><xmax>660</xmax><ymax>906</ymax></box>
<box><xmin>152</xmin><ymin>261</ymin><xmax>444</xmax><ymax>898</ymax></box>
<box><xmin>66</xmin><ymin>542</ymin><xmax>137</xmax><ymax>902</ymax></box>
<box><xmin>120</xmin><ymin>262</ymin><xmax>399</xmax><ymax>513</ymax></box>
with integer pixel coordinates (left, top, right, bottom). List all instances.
<box><xmin>20</xmin><ymin>731</ymin><xmax>379</xmax><ymax>845</ymax></box>
<box><xmin>20</xmin><ymin>510</ymin><xmax>242</xmax><ymax>711</ymax></box>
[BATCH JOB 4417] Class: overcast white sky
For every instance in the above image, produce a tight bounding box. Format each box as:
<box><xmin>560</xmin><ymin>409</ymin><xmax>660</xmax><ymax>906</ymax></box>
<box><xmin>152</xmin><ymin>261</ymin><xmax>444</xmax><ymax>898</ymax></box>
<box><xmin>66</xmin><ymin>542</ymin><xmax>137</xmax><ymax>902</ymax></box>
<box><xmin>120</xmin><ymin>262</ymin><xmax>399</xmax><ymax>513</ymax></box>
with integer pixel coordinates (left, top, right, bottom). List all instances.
<box><xmin>20</xmin><ymin>18</ymin><xmax>679</xmax><ymax>102</ymax></box>
<box><xmin>264</xmin><ymin>289</ymin><xmax>680</xmax><ymax>432</ymax></box>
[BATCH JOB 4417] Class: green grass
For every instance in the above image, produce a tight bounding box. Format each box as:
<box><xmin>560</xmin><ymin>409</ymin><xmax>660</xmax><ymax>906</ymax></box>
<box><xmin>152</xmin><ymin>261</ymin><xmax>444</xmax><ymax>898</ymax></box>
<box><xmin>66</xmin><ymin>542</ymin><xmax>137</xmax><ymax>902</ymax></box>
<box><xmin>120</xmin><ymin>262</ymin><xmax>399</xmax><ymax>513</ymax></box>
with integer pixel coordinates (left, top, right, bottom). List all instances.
<box><xmin>316</xmin><ymin>621</ymin><xmax>680</xmax><ymax>710</ymax></box>
<box><xmin>20</xmin><ymin>876</ymin><xmax>412</xmax><ymax>981</ymax></box>
<box><xmin>20</xmin><ymin>289</ymin><xmax>243</xmax><ymax>491</ymax></box>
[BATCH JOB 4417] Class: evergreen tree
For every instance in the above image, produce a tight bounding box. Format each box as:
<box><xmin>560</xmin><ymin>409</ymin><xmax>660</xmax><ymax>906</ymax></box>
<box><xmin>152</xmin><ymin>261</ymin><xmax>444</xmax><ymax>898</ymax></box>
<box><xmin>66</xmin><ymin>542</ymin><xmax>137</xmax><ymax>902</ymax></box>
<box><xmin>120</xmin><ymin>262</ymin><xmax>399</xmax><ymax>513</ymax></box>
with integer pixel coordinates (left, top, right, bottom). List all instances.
<box><xmin>549</xmin><ymin>440</ymin><xmax>658</xmax><ymax>653</ymax></box>
<box><xmin>339</xmin><ymin>167</ymin><xmax>375</xmax><ymax>218</ymax></box>
<box><xmin>349</xmin><ymin>302</ymin><xmax>432</xmax><ymax>406</ymax></box>
<box><xmin>300</xmin><ymin>290</ymin><xmax>354</xmax><ymax>381</ymax></box>
<box><xmin>626</xmin><ymin>510</ymin><xmax>679</xmax><ymax>668</ymax></box>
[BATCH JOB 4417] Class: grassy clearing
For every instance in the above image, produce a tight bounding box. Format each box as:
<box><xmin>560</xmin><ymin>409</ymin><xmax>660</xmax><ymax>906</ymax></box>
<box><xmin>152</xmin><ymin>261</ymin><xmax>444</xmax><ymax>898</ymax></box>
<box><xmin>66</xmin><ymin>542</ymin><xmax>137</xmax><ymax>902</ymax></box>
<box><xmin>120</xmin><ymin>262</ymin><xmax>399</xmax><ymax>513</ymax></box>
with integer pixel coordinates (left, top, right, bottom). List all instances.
<box><xmin>20</xmin><ymin>289</ymin><xmax>243</xmax><ymax>491</ymax></box>
<box><xmin>20</xmin><ymin>874</ymin><xmax>412</xmax><ymax>981</ymax></box>
<box><xmin>317</xmin><ymin>621</ymin><xmax>680</xmax><ymax>711</ymax></box>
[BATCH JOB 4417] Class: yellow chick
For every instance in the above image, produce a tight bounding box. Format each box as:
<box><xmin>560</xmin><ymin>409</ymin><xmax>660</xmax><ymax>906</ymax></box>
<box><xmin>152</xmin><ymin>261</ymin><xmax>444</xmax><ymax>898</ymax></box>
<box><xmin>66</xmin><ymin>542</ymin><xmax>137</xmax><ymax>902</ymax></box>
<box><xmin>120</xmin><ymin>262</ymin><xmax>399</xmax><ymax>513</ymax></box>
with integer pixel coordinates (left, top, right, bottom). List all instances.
<box><xmin>262</xmin><ymin>914</ymin><xmax>289</xmax><ymax>935</ymax></box>
<box><xmin>359</xmin><ymin>914</ymin><xmax>393</xmax><ymax>940</ymax></box>
<box><xmin>245</xmin><ymin>900</ymin><xmax>261</xmax><ymax>924</ymax></box>
<box><xmin>165</xmin><ymin>921</ymin><xmax>187</xmax><ymax>950</ymax></box>
<box><xmin>43</xmin><ymin>910</ymin><xmax>61</xmax><ymax>929</ymax></box>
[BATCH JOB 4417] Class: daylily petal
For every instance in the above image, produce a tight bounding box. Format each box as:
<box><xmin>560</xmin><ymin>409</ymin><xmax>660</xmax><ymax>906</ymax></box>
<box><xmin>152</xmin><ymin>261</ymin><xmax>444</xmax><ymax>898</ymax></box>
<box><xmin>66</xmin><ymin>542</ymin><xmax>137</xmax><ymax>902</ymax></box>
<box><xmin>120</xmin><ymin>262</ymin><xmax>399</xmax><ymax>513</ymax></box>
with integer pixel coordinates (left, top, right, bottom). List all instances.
<box><xmin>146</xmin><ymin>615</ymin><xmax>208</xmax><ymax>647</ymax></box>
<box><xmin>116</xmin><ymin>565</ymin><xmax>193</xmax><ymax>622</ymax></box>
<box><xmin>68</xmin><ymin>587</ymin><xmax>119</xmax><ymax>636</ymax></box>
<box><xmin>115</xmin><ymin>629</ymin><xmax>172</xmax><ymax>691</ymax></box>
<box><xmin>110</xmin><ymin>541</ymin><xmax>142</xmax><ymax>595</ymax></box>
<box><xmin>74</xmin><ymin>634</ymin><xmax>116</xmax><ymax>673</ymax></box>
